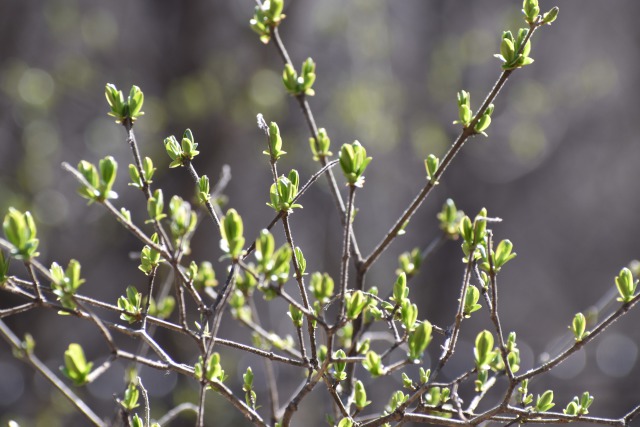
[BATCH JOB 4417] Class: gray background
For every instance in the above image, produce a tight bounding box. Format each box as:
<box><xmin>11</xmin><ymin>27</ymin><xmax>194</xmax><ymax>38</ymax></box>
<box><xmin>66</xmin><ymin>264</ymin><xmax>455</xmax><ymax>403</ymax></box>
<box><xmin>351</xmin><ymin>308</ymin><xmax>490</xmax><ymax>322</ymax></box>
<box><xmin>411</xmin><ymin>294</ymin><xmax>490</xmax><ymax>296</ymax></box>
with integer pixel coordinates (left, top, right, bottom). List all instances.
<box><xmin>0</xmin><ymin>0</ymin><xmax>639</xmax><ymax>425</ymax></box>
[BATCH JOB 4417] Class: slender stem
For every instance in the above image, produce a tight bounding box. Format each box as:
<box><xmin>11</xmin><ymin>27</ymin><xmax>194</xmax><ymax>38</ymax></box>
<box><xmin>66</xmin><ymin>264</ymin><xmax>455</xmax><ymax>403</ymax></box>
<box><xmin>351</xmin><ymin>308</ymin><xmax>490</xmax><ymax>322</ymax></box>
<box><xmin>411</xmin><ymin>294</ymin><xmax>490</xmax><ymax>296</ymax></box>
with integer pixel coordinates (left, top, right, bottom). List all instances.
<box><xmin>141</xmin><ymin>265</ymin><xmax>158</xmax><ymax>330</ymax></box>
<box><xmin>264</xmin><ymin>357</ymin><xmax>280</xmax><ymax>425</ymax></box>
<box><xmin>124</xmin><ymin>121</ymin><xmax>175</xmax><ymax>254</ymax></box>
<box><xmin>338</xmin><ymin>186</ymin><xmax>356</xmax><ymax>320</ymax></box>
<box><xmin>205</xmin><ymin>264</ymin><xmax>238</xmax><ymax>359</ymax></box>
<box><xmin>185</xmin><ymin>160</ymin><xmax>221</xmax><ymax>227</ymax></box>
<box><xmin>137</xmin><ymin>377</ymin><xmax>151</xmax><ymax>427</ymax></box>
<box><xmin>323</xmin><ymin>376</ymin><xmax>349</xmax><ymax>419</ymax></box>
<box><xmin>196</xmin><ymin>382</ymin><xmax>207</xmax><ymax>427</ymax></box>
<box><xmin>486</xmin><ymin>232</ymin><xmax>514</xmax><ymax>380</ymax></box>
<box><xmin>282</xmin><ymin>214</ymin><xmax>317</xmax><ymax>364</ymax></box>
<box><xmin>23</xmin><ymin>262</ymin><xmax>44</xmax><ymax>301</ymax></box>
<box><xmin>0</xmin><ymin>301</ymin><xmax>38</xmax><ymax>318</ymax></box>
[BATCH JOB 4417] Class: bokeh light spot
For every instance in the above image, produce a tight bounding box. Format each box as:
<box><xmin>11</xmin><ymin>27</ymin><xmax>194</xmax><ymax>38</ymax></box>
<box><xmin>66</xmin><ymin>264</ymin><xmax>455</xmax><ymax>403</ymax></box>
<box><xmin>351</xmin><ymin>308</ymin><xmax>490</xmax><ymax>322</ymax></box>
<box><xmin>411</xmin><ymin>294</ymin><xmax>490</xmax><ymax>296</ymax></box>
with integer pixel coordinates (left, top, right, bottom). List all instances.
<box><xmin>18</xmin><ymin>68</ymin><xmax>55</xmax><ymax>107</ymax></box>
<box><xmin>596</xmin><ymin>333</ymin><xmax>638</xmax><ymax>378</ymax></box>
<box><xmin>509</xmin><ymin>121</ymin><xmax>547</xmax><ymax>163</ymax></box>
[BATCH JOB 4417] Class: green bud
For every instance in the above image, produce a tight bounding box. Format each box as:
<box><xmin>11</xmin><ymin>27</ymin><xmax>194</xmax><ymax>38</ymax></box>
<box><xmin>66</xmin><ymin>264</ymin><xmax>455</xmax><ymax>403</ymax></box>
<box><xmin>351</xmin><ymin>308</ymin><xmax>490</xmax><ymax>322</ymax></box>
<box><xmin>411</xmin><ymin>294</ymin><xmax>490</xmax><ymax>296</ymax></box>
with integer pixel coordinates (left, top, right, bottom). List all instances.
<box><xmin>474</xmin><ymin>330</ymin><xmax>495</xmax><ymax>370</ymax></box>
<box><xmin>463</xmin><ymin>285</ymin><xmax>482</xmax><ymax>317</ymax></box>
<box><xmin>571</xmin><ymin>312</ymin><xmax>587</xmax><ymax>341</ymax></box>
<box><xmin>564</xmin><ymin>401</ymin><xmax>578</xmax><ymax>416</ymax></box>
<box><xmin>500</xmin><ymin>36</ymin><xmax>516</xmax><ymax>63</ymax></box>
<box><xmin>61</xmin><ymin>343</ymin><xmax>93</xmax><ymax>386</ymax></box>
<box><xmin>396</xmin><ymin>248</ymin><xmax>421</xmax><ymax>278</ymax></box>
<box><xmin>198</xmin><ymin>175</ymin><xmax>211</xmax><ymax>204</ymax></box>
<box><xmin>146</xmin><ymin>189</ymin><xmax>166</xmax><ymax>223</ymax></box>
<box><xmin>0</xmin><ymin>251</ymin><xmax>9</xmax><ymax>285</ymax></box>
<box><xmin>474</xmin><ymin>104</ymin><xmax>495</xmax><ymax>136</ymax></box>
<box><xmin>474</xmin><ymin>114</ymin><xmax>491</xmax><ymax>135</ymax></box>
<box><xmin>354</xmin><ymin>380</ymin><xmax>371</xmax><ymax>410</ymax></box>
<box><xmin>419</xmin><ymin>368</ymin><xmax>430</xmax><ymax>384</ymax></box>
<box><xmin>339</xmin><ymin>141</ymin><xmax>372</xmax><ymax>187</ymax></box>
<box><xmin>388</xmin><ymin>390</ymin><xmax>408</xmax><ymax>411</ymax></box>
<box><xmin>310</xmin><ymin>272</ymin><xmax>334</xmax><ymax>302</ymax></box>
<box><xmin>164</xmin><ymin>136</ymin><xmax>183</xmax><ymax>168</ymax></box>
<box><xmin>333</xmin><ymin>349</ymin><xmax>347</xmax><ymax>381</ymax></box>
<box><xmin>282</xmin><ymin>64</ymin><xmax>298</xmax><ymax>94</ymax></box>
<box><xmin>121</xmin><ymin>382</ymin><xmax>140</xmax><ymax>411</ymax></box>
<box><xmin>117</xmin><ymin>286</ymin><xmax>143</xmax><ymax>324</ymax></box>
<box><xmin>346</xmin><ymin>290</ymin><xmax>367</xmax><ymax>320</ymax></box>
<box><xmin>288</xmin><ymin>303</ymin><xmax>304</xmax><ymax>327</ymax></box>
<box><xmin>615</xmin><ymin>267</ymin><xmax>637</xmax><ymax>303</ymax></box>
<box><xmin>294</xmin><ymin>247</ymin><xmax>306</xmax><ymax>275</ymax></box>
<box><xmin>438</xmin><ymin>199</ymin><xmax>464</xmax><ymax>239</ymax></box>
<box><xmin>301</xmin><ymin>57</ymin><xmax>316</xmax><ymax>96</ymax></box>
<box><xmin>243</xmin><ymin>367</ymin><xmax>254</xmax><ymax>390</ymax></box>
<box><xmin>522</xmin><ymin>0</ymin><xmax>540</xmax><ymax>24</ymax></box>
<box><xmin>535</xmin><ymin>390</ymin><xmax>555</xmax><ymax>412</ymax></box>
<box><xmin>180</xmin><ymin>128</ymin><xmax>200</xmax><ymax>160</ymax></box>
<box><xmin>494</xmin><ymin>239</ymin><xmax>517</xmax><ymax>270</ymax></box>
<box><xmin>265</xmin><ymin>122</ymin><xmax>287</xmax><ymax>160</ymax></box>
<box><xmin>542</xmin><ymin>7</ymin><xmax>559</xmax><ymax>25</ymax></box>
<box><xmin>220</xmin><ymin>209</ymin><xmax>245</xmax><ymax>259</ymax></box>
<box><xmin>127</xmin><ymin>85</ymin><xmax>145</xmax><ymax>121</ymax></box>
<box><xmin>310</xmin><ymin>128</ymin><xmax>332</xmax><ymax>160</ymax></box>
<box><xmin>77</xmin><ymin>160</ymin><xmax>100</xmax><ymax>202</ymax></box>
<box><xmin>454</xmin><ymin>90</ymin><xmax>472</xmax><ymax>126</ymax></box>
<box><xmin>267</xmin><ymin>171</ymin><xmax>303</xmax><ymax>212</ymax></box>
<box><xmin>105</xmin><ymin>83</ymin><xmax>126</xmax><ymax>123</ymax></box>
<box><xmin>392</xmin><ymin>272</ymin><xmax>408</xmax><ymax>304</ymax></box>
<box><xmin>362</xmin><ymin>351</ymin><xmax>384</xmax><ymax>377</ymax></box>
<box><xmin>98</xmin><ymin>156</ymin><xmax>118</xmax><ymax>199</ymax></box>
<box><xmin>3</xmin><ymin>208</ymin><xmax>39</xmax><ymax>260</ymax></box>
<box><xmin>142</xmin><ymin>157</ymin><xmax>155</xmax><ymax>182</ymax></box>
<box><xmin>425</xmin><ymin>154</ymin><xmax>440</xmax><ymax>183</ymax></box>
<box><xmin>128</xmin><ymin>164</ymin><xmax>142</xmax><ymax>188</ymax></box>
<box><xmin>400</xmin><ymin>301</ymin><xmax>418</xmax><ymax>331</ymax></box>
<box><xmin>255</xmin><ymin>229</ymin><xmax>275</xmax><ymax>270</ymax></box>
<box><xmin>139</xmin><ymin>234</ymin><xmax>162</xmax><ymax>275</ymax></box>
<box><xmin>407</xmin><ymin>320</ymin><xmax>433</xmax><ymax>360</ymax></box>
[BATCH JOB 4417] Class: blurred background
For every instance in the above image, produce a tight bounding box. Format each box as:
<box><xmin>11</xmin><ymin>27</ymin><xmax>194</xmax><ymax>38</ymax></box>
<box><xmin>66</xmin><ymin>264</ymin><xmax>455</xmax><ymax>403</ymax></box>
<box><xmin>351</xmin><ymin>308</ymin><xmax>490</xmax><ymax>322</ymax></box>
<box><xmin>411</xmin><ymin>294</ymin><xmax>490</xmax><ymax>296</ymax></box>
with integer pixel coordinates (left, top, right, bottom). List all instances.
<box><xmin>1</xmin><ymin>0</ymin><xmax>640</xmax><ymax>425</ymax></box>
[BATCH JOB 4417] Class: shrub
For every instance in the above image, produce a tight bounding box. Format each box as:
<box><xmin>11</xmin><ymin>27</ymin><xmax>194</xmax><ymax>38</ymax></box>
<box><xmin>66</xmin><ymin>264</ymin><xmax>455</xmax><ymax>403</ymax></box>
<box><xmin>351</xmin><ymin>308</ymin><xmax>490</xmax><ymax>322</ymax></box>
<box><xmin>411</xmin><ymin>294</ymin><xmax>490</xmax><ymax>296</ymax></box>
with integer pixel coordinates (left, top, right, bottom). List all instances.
<box><xmin>1</xmin><ymin>1</ymin><xmax>639</xmax><ymax>426</ymax></box>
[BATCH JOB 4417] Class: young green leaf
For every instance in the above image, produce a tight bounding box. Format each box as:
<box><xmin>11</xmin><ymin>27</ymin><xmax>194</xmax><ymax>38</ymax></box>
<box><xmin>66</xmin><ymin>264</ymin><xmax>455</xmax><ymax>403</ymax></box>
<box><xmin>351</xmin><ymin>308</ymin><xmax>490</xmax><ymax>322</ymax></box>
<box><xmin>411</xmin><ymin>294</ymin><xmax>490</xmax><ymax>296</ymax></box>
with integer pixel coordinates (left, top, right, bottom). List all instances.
<box><xmin>220</xmin><ymin>209</ymin><xmax>245</xmax><ymax>259</ymax></box>
<box><xmin>3</xmin><ymin>208</ymin><xmax>39</xmax><ymax>260</ymax></box>
<box><xmin>339</xmin><ymin>141</ymin><xmax>372</xmax><ymax>187</ymax></box>
<box><xmin>61</xmin><ymin>343</ymin><xmax>93</xmax><ymax>386</ymax></box>
<box><xmin>121</xmin><ymin>382</ymin><xmax>140</xmax><ymax>411</ymax></box>
<box><xmin>535</xmin><ymin>390</ymin><xmax>555</xmax><ymax>412</ymax></box>
<box><xmin>354</xmin><ymin>380</ymin><xmax>371</xmax><ymax>410</ymax></box>
<box><xmin>407</xmin><ymin>320</ymin><xmax>433</xmax><ymax>360</ymax></box>
<box><xmin>615</xmin><ymin>267</ymin><xmax>637</xmax><ymax>303</ymax></box>
<box><xmin>463</xmin><ymin>285</ymin><xmax>482</xmax><ymax>317</ymax></box>
<box><xmin>571</xmin><ymin>312</ymin><xmax>587</xmax><ymax>341</ymax></box>
<box><xmin>362</xmin><ymin>351</ymin><xmax>384</xmax><ymax>377</ymax></box>
<box><xmin>474</xmin><ymin>330</ymin><xmax>496</xmax><ymax>370</ymax></box>
<box><xmin>425</xmin><ymin>154</ymin><xmax>440</xmax><ymax>184</ymax></box>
